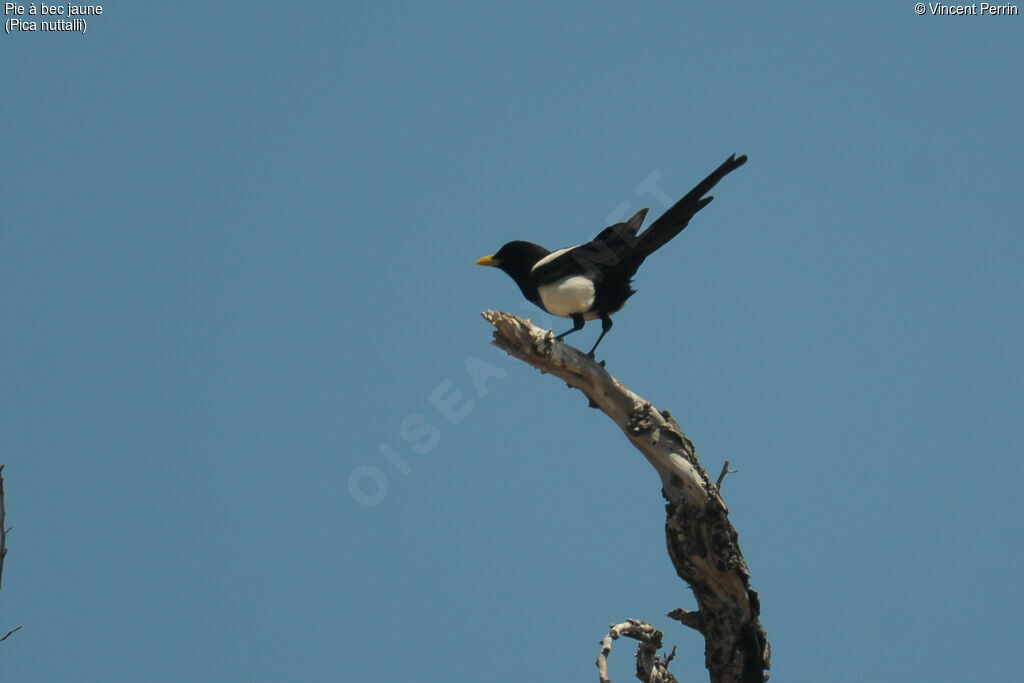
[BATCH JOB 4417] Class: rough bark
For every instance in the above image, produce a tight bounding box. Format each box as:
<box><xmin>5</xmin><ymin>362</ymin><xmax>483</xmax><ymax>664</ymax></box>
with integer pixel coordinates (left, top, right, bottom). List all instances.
<box><xmin>482</xmin><ymin>311</ymin><xmax>770</xmax><ymax>683</ymax></box>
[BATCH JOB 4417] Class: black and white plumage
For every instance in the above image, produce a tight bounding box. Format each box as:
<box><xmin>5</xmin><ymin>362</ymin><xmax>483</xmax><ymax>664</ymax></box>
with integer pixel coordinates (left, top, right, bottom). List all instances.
<box><xmin>475</xmin><ymin>154</ymin><xmax>748</xmax><ymax>357</ymax></box>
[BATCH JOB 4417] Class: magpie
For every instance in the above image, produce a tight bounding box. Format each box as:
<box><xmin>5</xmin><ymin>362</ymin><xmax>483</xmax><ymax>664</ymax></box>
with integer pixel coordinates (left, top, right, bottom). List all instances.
<box><xmin>475</xmin><ymin>153</ymin><xmax>747</xmax><ymax>357</ymax></box>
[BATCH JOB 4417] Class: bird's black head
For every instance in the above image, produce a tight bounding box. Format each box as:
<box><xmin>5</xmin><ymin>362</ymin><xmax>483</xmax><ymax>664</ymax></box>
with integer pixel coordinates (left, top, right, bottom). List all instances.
<box><xmin>475</xmin><ymin>240</ymin><xmax>549</xmax><ymax>287</ymax></box>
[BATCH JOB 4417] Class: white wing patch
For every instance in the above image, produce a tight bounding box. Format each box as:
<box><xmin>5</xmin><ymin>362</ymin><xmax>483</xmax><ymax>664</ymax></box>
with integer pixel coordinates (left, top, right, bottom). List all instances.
<box><xmin>538</xmin><ymin>276</ymin><xmax>595</xmax><ymax>318</ymax></box>
<box><xmin>531</xmin><ymin>247</ymin><xmax>573</xmax><ymax>272</ymax></box>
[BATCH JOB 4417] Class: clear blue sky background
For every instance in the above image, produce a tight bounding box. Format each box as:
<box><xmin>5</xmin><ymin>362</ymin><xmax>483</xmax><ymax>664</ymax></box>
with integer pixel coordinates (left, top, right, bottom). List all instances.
<box><xmin>2</xmin><ymin>2</ymin><xmax>1022</xmax><ymax>681</ymax></box>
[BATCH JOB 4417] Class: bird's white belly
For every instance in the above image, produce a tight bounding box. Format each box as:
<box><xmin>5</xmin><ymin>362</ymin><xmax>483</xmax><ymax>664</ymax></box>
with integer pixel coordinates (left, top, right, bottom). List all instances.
<box><xmin>538</xmin><ymin>276</ymin><xmax>595</xmax><ymax>318</ymax></box>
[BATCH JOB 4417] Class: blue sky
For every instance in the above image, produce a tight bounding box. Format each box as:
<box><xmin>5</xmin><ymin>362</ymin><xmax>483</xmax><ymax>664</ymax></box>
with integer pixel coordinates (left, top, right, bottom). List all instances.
<box><xmin>2</xmin><ymin>2</ymin><xmax>1022</xmax><ymax>681</ymax></box>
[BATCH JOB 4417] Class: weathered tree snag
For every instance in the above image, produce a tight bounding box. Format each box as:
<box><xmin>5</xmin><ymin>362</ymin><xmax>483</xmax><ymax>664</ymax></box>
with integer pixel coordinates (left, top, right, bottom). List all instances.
<box><xmin>482</xmin><ymin>311</ymin><xmax>770</xmax><ymax>683</ymax></box>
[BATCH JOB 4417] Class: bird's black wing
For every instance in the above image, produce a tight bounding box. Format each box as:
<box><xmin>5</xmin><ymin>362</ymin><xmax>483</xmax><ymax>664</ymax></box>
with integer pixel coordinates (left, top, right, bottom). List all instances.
<box><xmin>530</xmin><ymin>208</ymin><xmax>649</xmax><ymax>285</ymax></box>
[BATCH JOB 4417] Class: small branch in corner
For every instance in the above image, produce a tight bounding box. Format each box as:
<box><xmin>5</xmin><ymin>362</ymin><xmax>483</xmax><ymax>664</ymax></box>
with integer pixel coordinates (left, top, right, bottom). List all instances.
<box><xmin>715</xmin><ymin>460</ymin><xmax>737</xmax><ymax>489</ymax></box>
<box><xmin>0</xmin><ymin>625</ymin><xmax>22</xmax><ymax>642</ymax></box>
<box><xmin>0</xmin><ymin>465</ymin><xmax>20</xmax><ymax>644</ymax></box>
<box><xmin>0</xmin><ymin>465</ymin><xmax>7</xmax><ymax>592</ymax></box>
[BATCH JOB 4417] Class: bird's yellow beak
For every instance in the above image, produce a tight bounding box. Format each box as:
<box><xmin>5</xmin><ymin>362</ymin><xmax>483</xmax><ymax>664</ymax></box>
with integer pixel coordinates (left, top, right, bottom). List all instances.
<box><xmin>475</xmin><ymin>254</ymin><xmax>500</xmax><ymax>267</ymax></box>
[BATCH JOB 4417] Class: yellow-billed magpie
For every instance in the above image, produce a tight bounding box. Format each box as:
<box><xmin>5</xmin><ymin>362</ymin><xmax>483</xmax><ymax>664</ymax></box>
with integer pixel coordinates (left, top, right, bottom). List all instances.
<box><xmin>476</xmin><ymin>153</ymin><xmax>747</xmax><ymax>357</ymax></box>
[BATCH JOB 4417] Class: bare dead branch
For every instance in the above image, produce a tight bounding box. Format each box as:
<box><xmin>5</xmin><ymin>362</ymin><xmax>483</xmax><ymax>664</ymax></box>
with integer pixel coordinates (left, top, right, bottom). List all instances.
<box><xmin>483</xmin><ymin>311</ymin><xmax>770</xmax><ymax>683</ymax></box>
<box><xmin>596</xmin><ymin>619</ymin><xmax>678</xmax><ymax>683</ymax></box>
<box><xmin>0</xmin><ymin>467</ymin><xmax>18</xmax><ymax>643</ymax></box>
<box><xmin>715</xmin><ymin>460</ymin><xmax>738</xmax><ymax>489</ymax></box>
<box><xmin>0</xmin><ymin>465</ymin><xmax>6</xmax><ymax>592</ymax></box>
<box><xmin>0</xmin><ymin>625</ymin><xmax>22</xmax><ymax>642</ymax></box>
<box><xmin>666</xmin><ymin>607</ymin><xmax>703</xmax><ymax>632</ymax></box>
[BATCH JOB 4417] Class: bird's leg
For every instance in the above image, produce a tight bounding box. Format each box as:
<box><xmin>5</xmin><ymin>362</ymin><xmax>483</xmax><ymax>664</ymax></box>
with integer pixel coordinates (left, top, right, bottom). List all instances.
<box><xmin>555</xmin><ymin>314</ymin><xmax>585</xmax><ymax>341</ymax></box>
<box><xmin>586</xmin><ymin>314</ymin><xmax>614</xmax><ymax>358</ymax></box>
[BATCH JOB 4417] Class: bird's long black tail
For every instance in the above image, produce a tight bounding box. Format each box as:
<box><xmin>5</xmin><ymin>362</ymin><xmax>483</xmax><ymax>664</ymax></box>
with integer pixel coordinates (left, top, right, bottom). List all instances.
<box><xmin>633</xmin><ymin>153</ymin><xmax>747</xmax><ymax>260</ymax></box>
